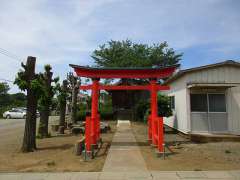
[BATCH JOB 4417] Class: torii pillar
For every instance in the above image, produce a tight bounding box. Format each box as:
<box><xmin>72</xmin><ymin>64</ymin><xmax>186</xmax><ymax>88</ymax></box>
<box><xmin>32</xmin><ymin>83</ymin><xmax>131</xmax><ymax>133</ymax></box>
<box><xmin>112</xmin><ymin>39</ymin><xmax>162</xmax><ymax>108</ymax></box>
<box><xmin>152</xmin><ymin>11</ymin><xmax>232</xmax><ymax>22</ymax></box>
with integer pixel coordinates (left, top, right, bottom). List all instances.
<box><xmin>149</xmin><ymin>78</ymin><xmax>164</xmax><ymax>152</ymax></box>
<box><xmin>85</xmin><ymin>78</ymin><xmax>100</xmax><ymax>152</ymax></box>
<box><xmin>91</xmin><ymin>78</ymin><xmax>100</xmax><ymax>146</ymax></box>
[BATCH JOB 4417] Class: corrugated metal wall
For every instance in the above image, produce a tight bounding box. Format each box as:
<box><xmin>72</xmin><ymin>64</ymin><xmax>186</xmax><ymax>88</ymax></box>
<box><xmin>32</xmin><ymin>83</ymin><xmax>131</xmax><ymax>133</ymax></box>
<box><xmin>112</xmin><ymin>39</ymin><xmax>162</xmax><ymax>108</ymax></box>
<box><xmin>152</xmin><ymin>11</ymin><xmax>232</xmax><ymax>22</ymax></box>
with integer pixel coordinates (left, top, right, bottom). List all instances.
<box><xmin>227</xmin><ymin>86</ymin><xmax>240</xmax><ymax>135</ymax></box>
<box><xmin>164</xmin><ymin>76</ymin><xmax>190</xmax><ymax>133</ymax></box>
<box><xmin>186</xmin><ymin>66</ymin><xmax>240</xmax><ymax>84</ymax></box>
<box><xmin>164</xmin><ymin>65</ymin><xmax>240</xmax><ymax>135</ymax></box>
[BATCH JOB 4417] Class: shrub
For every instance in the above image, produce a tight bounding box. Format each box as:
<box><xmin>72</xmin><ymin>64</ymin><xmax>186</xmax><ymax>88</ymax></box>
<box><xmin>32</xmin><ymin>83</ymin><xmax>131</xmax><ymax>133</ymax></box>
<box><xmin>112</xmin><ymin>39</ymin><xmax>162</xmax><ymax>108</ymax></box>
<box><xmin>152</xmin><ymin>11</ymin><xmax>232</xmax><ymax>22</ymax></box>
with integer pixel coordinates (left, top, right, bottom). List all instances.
<box><xmin>135</xmin><ymin>100</ymin><xmax>149</xmax><ymax>121</ymax></box>
<box><xmin>134</xmin><ymin>94</ymin><xmax>173</xmax><ymax>122</ymax></box>
<box><xmin>100</xmin><ymin>111</ymin><xmax>114</xmax><ymax>120</ymax></box>
<box><xmin>157</xmin><ymin>94</ymin><xmax>172</xmax><ymax>117</ymax></box>
<box><xmin>76</xmin><ymin>111</ymin><xmax>87</xmax><ymax>121</ymax></box>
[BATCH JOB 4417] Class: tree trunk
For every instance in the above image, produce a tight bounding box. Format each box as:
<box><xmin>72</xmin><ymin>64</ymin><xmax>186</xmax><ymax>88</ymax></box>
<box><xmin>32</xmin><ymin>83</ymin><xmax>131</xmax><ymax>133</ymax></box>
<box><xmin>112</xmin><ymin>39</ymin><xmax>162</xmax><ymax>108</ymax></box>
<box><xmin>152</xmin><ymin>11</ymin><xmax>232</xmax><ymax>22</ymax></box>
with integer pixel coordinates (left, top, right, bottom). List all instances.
<box><xmin>21</xmin><ymin>57</ymin><xmax>37</xmax><ymax>152</ymax></box>
<box><xmin>59</xmin><ymin>102</ymin><xmax>66</xmax><ymax>134</ymax></box>
<box><xmin>31</xmin><ymin>96</ymin><xmax>37</xmax><ymax>149</ymax></box>
<box><xmin>59</xmin><ymin>80</ymin><xmax>67</xmax><ymax>134</ymax></box>
<box><xmin>38</xmin><ymin>108</ymin><xmax>49</xmax><ymax>138</ymax></box>
<box><xmin>37</xmin><ymin>68</ymin><xmax>53</xmax><ymax>138</ymax></box>
<box><xmin>71</xmin><ymin>86</ymin><xmax>78</xmax><ymax>124</ymax></box>
<box><xmin>68</xmin><ymin>73</ymin><xmax>80</xmax><ymax>124</ymax></box>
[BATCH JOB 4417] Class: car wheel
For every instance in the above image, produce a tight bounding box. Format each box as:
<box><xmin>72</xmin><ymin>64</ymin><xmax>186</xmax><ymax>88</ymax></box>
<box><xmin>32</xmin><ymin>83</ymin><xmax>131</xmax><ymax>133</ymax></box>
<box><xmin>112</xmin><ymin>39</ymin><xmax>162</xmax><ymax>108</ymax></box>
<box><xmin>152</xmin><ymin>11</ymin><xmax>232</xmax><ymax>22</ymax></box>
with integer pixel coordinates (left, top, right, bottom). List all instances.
<box><xmin>23</xmin><ymin>115</ymin><xmax>26</xmax><ymax>119</ymax></box>
<box><xmin>6</xmin><ymin>115</ymin><xmax>11</xmax><ymax>119</ymax></box>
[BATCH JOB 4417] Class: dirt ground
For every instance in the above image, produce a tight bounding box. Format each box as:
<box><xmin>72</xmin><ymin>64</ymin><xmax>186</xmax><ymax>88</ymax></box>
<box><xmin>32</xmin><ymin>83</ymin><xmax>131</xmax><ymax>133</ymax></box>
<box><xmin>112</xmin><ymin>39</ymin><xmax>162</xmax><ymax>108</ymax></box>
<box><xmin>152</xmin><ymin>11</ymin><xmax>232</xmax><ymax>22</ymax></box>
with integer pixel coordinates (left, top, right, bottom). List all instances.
<box><xmin>131</xmin><ymin>121</ymin><xmax>240</xmax><ymax>171</ymax></box>
<box><xmin>0</xmin><ymin>120</ymin><xmax>117</xmax><ymax>172</ymax></box>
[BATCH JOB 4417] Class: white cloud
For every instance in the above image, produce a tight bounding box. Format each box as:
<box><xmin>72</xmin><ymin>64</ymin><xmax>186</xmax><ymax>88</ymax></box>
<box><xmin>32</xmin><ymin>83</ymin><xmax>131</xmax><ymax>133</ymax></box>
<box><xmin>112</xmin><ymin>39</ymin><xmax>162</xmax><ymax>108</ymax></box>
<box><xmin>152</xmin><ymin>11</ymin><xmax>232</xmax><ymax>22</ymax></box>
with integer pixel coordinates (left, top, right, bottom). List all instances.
<box><xmin>0</xmin><ymin>0</ymin><xmax>239</xmax><ymax>93</ymax></box>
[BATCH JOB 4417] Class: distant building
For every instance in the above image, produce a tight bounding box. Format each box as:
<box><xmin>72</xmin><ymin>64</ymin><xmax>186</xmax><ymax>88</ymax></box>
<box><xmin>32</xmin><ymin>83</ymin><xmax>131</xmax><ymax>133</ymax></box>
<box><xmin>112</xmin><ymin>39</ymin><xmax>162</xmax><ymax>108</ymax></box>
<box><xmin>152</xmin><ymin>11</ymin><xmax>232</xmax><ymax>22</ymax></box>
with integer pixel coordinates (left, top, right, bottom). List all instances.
<box><xmin>164</xmin><ymin>60</ymin><xmax>240</xmax><ymax>135</ymax></box>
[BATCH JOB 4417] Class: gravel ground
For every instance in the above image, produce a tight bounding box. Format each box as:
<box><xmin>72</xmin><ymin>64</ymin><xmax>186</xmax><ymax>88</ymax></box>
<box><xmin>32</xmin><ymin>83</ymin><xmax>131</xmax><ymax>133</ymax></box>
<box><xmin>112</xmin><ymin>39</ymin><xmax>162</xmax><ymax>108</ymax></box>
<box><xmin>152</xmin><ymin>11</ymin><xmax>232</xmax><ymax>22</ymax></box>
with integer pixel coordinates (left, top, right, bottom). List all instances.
<box><xmin>131</xmin><ymin>121</ymin><xmax>240</xmax><ymax>171</ymax></box>
<box><xmin>0</xmin><ymin>117</ymin><xmax>117</xmax><ymax>172</ymax></box>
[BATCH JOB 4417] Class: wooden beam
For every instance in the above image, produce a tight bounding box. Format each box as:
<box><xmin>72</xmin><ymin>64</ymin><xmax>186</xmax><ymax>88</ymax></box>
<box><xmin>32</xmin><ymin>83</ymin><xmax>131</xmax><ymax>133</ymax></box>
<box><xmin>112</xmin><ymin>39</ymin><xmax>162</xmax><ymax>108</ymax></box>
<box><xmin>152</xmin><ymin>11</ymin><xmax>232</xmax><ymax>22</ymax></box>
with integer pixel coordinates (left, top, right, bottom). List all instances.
<box><xmin>79</xmin><ymin>85</ymin><xmax>170</xmax><ymax>91</ymax></box>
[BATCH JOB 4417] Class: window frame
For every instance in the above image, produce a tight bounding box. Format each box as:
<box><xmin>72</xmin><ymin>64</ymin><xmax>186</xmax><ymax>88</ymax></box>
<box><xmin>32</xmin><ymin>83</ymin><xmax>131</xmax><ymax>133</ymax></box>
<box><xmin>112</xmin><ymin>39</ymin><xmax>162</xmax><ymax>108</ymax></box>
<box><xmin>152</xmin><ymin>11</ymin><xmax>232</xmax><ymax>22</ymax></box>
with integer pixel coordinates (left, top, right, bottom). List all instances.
<box><xmin>190</xmin><ymin>93</ymin><xmax>208</xmax><ymax>113</ymax></box>
<box><xmin>169</xmin><ymin>96</ymin><xmax>175</xmax><ymax>110</ymax></box>
<box><xmin>207</xmin><ymin>93</ymin><xmax>227</xmax><ymax>113</ymax></box>
<box><xmin>190</xmin><ymin>92</ymin><xmax>227</xmax><ymax>113</ymax></box>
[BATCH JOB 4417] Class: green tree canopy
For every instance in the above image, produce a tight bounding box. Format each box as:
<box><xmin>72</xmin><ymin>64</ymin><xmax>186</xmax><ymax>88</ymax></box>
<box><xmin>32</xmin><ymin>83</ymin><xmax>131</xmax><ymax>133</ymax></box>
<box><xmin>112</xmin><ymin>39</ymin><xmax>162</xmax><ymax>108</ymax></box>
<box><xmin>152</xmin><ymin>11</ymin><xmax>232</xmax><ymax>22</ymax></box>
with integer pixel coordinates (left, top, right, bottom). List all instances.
<box><xmin>38</xmin><ymin>65</ymin><xmax>59</xmax><ymax>111</ymax></box>
<box><xmin>0</xmin><ymin>82</ymin><xmax>10</xmax><ymax>95</ymax></box>
<box><xmin>0</xmin><ymin>82</ymin><xmax>11</xmax><ymax>107</ymax></box>
<box><xmin>92</xmin><ymin>40</ymin><xmax>182</xmax><ymax>68</ymax></box>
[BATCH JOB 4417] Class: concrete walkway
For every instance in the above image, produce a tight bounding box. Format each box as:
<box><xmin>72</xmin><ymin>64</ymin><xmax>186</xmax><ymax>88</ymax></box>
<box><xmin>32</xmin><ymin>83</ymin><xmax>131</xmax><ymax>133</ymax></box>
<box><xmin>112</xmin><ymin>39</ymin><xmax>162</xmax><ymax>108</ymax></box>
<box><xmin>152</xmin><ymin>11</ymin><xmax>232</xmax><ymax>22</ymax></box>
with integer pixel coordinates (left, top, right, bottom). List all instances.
<box><xmin>102</xmin><ymin>120</ymin><xmax>147</xmax><ymax>172</ymax></box>
<box><xmin>0</xmin><ymin>120</ymin><xmax>240</xmax><ymax>179</ymax></box>
<box><xmin>0</xmin><ymin>170</ymin><xmax>240</xmax><ymax>179</ymax></box>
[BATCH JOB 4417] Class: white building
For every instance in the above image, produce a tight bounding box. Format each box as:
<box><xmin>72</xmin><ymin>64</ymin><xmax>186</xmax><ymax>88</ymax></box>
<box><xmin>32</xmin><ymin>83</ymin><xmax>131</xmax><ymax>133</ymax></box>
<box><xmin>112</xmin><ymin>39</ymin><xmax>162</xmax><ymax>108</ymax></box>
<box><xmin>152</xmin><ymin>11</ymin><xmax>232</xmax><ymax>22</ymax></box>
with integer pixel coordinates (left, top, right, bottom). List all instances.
<box><xmin>164</xmin><ymin>60</ymin><xmax>240</xmax><ymax>135</ymax></box>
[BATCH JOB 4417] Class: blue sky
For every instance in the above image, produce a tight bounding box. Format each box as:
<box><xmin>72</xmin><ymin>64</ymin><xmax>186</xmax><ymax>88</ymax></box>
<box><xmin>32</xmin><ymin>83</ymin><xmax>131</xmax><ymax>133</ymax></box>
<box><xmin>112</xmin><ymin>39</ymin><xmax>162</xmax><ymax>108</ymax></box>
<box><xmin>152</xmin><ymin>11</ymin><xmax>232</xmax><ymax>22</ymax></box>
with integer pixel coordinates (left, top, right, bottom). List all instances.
<box><xmin>0</xmin><ymin>0</ymin><xmax>239</xmax><ymax>93</ymax></box>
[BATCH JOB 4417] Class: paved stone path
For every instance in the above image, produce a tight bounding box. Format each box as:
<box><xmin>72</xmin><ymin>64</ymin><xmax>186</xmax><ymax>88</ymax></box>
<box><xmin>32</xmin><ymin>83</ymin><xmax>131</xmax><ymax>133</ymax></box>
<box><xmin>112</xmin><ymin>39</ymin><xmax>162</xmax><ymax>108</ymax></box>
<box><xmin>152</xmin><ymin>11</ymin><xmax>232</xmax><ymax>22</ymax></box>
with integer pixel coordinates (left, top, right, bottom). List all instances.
<box><xmin>0</xmin><ymin>120</ymin><xmax>239</xmax><ymax>179</ymax></box>
<box><xmin>102</xmin><ymin>120</ymin><xmax>147</xmax><ymax>172</ymax></box>
<box><xmin>0</xmin><ymin>171</ymin><xmax>240</xmax><ymax>179</ymax></box>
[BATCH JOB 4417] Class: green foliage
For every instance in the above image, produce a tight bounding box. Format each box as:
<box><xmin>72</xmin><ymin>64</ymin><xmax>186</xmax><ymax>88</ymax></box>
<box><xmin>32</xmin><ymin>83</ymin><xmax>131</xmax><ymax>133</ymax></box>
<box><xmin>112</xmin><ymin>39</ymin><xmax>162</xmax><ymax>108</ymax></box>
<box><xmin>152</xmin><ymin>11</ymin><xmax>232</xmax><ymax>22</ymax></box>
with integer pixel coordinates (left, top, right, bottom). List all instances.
<box><xmin>157</xmin><ymin>94</ymin><xmax>172</xmax><ymax>117</ymax></box>
<box><xmin>44</xmin><ymin>64</ymin><xmax>52</xmax><ymax>72</ymax></box>
<box><xmin>37</xmin><ymin>67</ymin><xmax>59</xmax><ymax>111</ymax></box>
<box><xmin>99</xmin><ymin>92</ymin><xmax>113</xmax><ymax>120</ymax></box>
<box><xmin>143</xmin><ymin>109</ymin><xmax>150</xmax><ymax>123</ymax></box>
<box><xmin>92</xmin><ymin>40</ymin><xmax>182</xmax><ymax>68</ymax></box>
<box><xmin>0</xmin><ymin>82</ymin><xmax>10</xmax><ymax>94</ymax></box>
<box><xmin>76</xmin><ymin>93</ymin><xmax>114</xmax><ymax>121</ymax></box>
<box><xmin>14</xmin><ymin>71</ymin><xmax>28</xmax><ymax>91</ymax></box>
<box><xmin>134</xmin><ymin>94</ymin><xmax>172</xmax><ymax>122</ymax></box>
<box><xmin>9</xmin><ymin>93</ymin><xmax>26</xmax><ymax>107</ymax></box>
<box><xmin>135</xmin><ymin>100</ymin><xmax>149</xmax><ymax>121</ymax></box>
<box><xmin>51</xmin><ymin>98</ymin><xmax>59</xmax><ymax>111</ymax></box>
<box><xmin>0</xmin><ymin>82</ymin><xmax>11</xmax><ymax>107</ymax></box>
<box><xmin>14</xmin><ymin>61</ymin><xmax>59</xmax><ymax>114</ymax></box>
<box><xmin>76</xmin><ymin>110</ymin><xmax>87</xmax><ymax>121</ymax></box>
<box><xmin>55</xmin><ymin>80</ymin><xmax>69</xmax><ymax>113</ymax></box>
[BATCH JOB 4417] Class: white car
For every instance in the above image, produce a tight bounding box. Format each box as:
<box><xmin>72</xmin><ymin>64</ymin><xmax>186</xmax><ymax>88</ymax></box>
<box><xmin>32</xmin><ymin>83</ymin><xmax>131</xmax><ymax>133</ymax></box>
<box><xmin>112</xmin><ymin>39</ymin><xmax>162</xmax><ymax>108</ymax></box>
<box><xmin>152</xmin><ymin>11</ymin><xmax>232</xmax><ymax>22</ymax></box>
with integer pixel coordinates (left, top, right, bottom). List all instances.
<box><xmin>3</xmin><ymin>109</ymin><xmax>26</xmax><ymax>119</ymax></box>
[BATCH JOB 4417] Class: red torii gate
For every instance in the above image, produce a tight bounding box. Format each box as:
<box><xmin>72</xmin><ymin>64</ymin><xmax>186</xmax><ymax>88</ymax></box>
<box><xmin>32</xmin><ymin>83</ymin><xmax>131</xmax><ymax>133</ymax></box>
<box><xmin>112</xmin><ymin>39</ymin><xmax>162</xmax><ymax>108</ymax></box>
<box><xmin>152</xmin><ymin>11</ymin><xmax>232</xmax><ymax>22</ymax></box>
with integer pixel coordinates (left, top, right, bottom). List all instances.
<box><xmin>70</xmin><ymin>65</ymin><xmax>176</xmax><ymax>155</ymax></box>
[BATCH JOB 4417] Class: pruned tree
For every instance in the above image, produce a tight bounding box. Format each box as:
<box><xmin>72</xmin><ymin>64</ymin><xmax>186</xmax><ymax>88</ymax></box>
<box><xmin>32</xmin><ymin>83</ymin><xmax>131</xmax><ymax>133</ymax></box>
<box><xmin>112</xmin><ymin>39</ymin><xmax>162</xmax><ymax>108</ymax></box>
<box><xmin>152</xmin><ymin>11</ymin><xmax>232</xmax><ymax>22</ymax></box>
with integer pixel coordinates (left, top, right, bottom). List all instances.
<box><xmin>38</xmin><ymin>65</ymin><xmax>59</xmax><ymax>138</ymax></box>
<box><xmin>14</xmin><ymin>56</ymin><xmax>39</xmax><ymax>152</ymax></box>
<box><xmin>92</xmin><ymin>40</ymin><xmax>182</xmax><ymax>68</ymax></box>
<box><xmin>57</xmin><ymin>80</ymin><xmax>68</xmax><ymax>134</ymax></box>
<box><xmin>67</xmin><ymin>72</ymin><xmax>80</xmax><ymax>124</ymax></box>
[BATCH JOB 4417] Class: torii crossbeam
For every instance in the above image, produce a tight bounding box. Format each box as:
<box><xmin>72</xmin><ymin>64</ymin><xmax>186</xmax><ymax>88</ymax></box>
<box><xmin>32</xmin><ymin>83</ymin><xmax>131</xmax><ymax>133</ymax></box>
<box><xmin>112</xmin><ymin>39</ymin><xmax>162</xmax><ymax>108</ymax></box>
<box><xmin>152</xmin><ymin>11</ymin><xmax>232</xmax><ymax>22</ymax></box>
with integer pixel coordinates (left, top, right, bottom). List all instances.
<box><xmin>70</xmin><ymin>64</ymin><xmax>177</xmax><ymax>157</ymax></box>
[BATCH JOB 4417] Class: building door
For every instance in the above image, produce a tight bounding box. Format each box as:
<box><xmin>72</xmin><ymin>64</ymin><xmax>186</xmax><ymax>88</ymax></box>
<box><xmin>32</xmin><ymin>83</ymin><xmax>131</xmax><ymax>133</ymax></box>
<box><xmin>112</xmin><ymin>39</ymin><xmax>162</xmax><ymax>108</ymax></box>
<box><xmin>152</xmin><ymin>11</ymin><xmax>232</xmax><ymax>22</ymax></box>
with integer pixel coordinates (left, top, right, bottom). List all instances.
<box><xmin>190</xmin><ymin>93</ymin><xmax>228</xmax><ymax>133</ymax></box>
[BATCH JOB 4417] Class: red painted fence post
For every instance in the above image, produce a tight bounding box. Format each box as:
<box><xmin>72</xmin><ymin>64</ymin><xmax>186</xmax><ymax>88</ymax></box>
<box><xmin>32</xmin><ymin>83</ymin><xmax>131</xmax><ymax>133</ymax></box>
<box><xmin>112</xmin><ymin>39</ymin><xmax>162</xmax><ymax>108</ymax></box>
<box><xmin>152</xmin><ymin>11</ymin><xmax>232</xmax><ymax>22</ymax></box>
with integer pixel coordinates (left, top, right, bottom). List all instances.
<box><xmin>148</xmin><ymin>115</ymin><xmax>152</xmax><ymax>142</ymax></box>
<box><xmin>158</xmin><ymin>117</ymin><xmax>164</xmax><ymax>152</ymax></box>
<box><xmin>85</xmin><ymin>116</ymin><xmax>91</xmax><ymax>152</ymax></box>
<box><xmin>96</xmin><ymin>113</ymin><xmax>100</xmax><ymax>140</ymax></box>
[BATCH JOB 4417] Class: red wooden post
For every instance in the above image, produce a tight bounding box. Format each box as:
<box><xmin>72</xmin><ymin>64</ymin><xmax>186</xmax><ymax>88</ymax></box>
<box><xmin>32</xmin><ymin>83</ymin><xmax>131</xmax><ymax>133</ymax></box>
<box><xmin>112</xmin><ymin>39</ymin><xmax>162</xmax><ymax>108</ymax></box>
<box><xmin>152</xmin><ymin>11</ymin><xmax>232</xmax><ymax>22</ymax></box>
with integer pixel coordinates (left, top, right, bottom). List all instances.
<box><xmin>158</xmin><ymin>117</ymin><xmax>164</xmax><ymax>152</ymax></box>
<box><xmin>150</xmin><ymin>79</ymin><xmax>158</xmax><ymax>145</ymax></box>
<box><xmin>97</xmin><ymin>113</ymin><xmax>100</xmax><ymax>139</ymax></box>
<box><xmin>148</xmin><ymin>115</ymin><xmax>152</xmax><ymax>142</ymax></box>
<box><xmin>85</xmin><ymin>116</ymin><xmax>91</xmax><ymax>152</ymax></box>
<box><xmin>91</xmin><ymin>78</ymin><xmax>99</xmax><ymax>145</ymax></box>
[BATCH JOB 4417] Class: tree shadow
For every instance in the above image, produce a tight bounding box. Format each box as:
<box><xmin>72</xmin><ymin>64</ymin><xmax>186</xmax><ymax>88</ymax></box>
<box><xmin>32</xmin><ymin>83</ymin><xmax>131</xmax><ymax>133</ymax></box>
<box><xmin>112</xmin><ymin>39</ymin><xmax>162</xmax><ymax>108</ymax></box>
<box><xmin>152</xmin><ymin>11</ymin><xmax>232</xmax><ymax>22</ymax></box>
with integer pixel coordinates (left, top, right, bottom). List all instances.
<box><xmin>111</xmin><ymin>141</ymin><xmax>149</xmax><ymax>146</ymax></box>
<box><xmin>37</xmin><ymin>144</ymin><xmax>73</xmax><ymax>151</ymax></box>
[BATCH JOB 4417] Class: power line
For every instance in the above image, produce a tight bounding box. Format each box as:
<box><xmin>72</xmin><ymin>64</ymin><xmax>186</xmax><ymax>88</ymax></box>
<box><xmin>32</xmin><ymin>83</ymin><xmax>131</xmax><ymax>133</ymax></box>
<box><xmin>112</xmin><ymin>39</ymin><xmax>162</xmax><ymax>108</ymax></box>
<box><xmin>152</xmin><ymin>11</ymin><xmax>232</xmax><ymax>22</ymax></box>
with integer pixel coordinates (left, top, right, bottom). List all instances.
<box><xmin>0</xmin><ymin>78</ymin><xmax>14</xmax><ymax>83</ymax></box>
<box><xmin>0</xmin><ymin>47</ymin><xmax>23</xmax><ymax>62</ymax></box>
<box><xmin>0</xmin><ymin>48</ymin><xmax>20</xmax><ymax>59</ymax></box>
